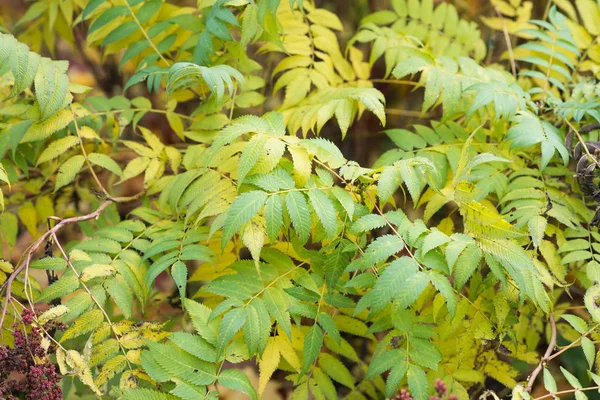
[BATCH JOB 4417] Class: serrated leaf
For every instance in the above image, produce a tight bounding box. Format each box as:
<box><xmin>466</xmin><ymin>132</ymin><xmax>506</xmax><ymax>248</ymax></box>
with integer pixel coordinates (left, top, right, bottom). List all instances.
<box><xmin>222</xmin><ymin>190</ymin><xmax>268</xmax><ymax>248</ymax></box>
<box><xmin>171</xmin><ymin>261</ymin><xmax>187</xmax><ymax>300</ymax></box>
<box><xmin>60</xmin><ymin>309</ymin><xmax>104</xmax><ymax>342</ymax></box>
<box><xmin>302</xmin><ymin>324</ymin><xmax>323</xmax><ymax>375</ymax></box>
<box><xmin>319</xmin><ymin>352</ymin><xmax>354</xmax><ymax>389</ymax></box>
<box><xmin>258</xmin><ymin>338</ymin><xmax>280</xmax><ymax>396</ymax></box>
<box><xmin>543</xmin><ymin>367</ymin><xmax>557</xmax><ymax>394</ymax></box>
<box><xmin>89</xmin><ymin>153</ymin><xmax>123</xmax><ymax>176</ymax></box>
<box><xmin>37</xmin><ymin>273</ymin><xmax>79</xmax><ymax>303</ymax></box>
<box><xmin>307</xmin><ymin>189</ymin><xmax>337</xmax><ymax>238</ymax></box>
<box><xmin>30</xmin><ymin>257</ymin><xmax>67</xmax><ymax>270</ymax></box>
<box><xmin>264</xmin><ymin>194</ymin><xmax>283</xmax><ymax>242</ymax></box>
<box><xmin>562</xmin><ymin>314</ymin><xmax>588</xmax><ymax>334</ymax></box>
<box><xmin>285</xmin><ymin>191</ymin><xmax>311</xmax><ymax>244</ymax></box>
<box><xmin>581</xmin><ymin>336</ymin><xmax>595</xmax><ymax>369</ymax></box>
<box><xmin>407</xmin><ymin>365</ymin><xmax>428</xmax><ymax>400</ymax></box>
<box><xmin>216</xmin><ymin>308</ymin><xmax>247</xmax><ymax>356</ymax></box>
<box><xmin>37</xmin><ymin>136</ymin><xmax>79</xmax><ymax>165</ymax></box>
<box><xmin>366</xmin><ymin>348</ymin><xmax>405</xmax><ymax>380</ymax></box>
<box><xmin>218</xmin><ymin>369</ymin><xmax>258</xmax><ymax>400</ymax></box>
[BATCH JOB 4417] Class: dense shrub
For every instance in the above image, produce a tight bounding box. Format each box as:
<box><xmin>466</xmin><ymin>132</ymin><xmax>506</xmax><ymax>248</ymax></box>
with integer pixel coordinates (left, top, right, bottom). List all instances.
<box><xmin>1</xmin><ymin>0</ymin><xmax>600</xmax><ymax>399</ymax></box>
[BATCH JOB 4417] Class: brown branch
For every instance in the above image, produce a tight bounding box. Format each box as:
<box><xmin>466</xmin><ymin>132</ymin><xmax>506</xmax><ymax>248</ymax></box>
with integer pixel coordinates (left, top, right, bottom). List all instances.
<box><xmin>534</xmin><ymin>385</ymin><xmax>600</xmax><ymax>400</ymax></box>
<box><xmin>495</xmin><ymin>6</ymin><xmax>517</xmax><ymax>78</ymax></box>
<box><xmin>526</xmin><ymin>313</ymin><xmax>557</xmax><ymax>392</ymax></box>
<box><xmin>0</xmin><ymin>200</ymin><xmax>114</xmax><ymax>333</ymax></box>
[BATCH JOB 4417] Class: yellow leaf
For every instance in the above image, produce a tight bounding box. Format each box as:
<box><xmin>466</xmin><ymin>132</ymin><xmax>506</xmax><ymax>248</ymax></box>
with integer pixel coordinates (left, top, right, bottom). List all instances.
<box><xmin>274</xmin><ymin>335</ymin><xmax>301</xmax><ymax>370</ymax></box>
<box><xmin>258</xmin><ymin>337</ymin><xmax>281</xmax><ymax>396</ymax></box>
<box><xmin>38</xmin><ymin>305</ymin><xmax>69</xmax><ymax>324</ymax></box>
<box><xmin>66</xmin><ymin>350</ymin><xmax>102</xmax><ymax>396</ymax></box>
<box><xmin>18</xmin><ymin>201</ymin><xmax>38</xmax><ymax>237</ymax></box>
<box><xmin>81</xmin><ymin>264</ymin><xmax>116</xmax><ymax>281</ymax></box>
<box><xmin>167</xmin><ymin>111</ymin><xmax>185</xmax><ymax>140</ymax></box>
<box><xmin>288</xmin><ymin>145</ymin><xmax>311</xmax><ymax>186</ymax></box>
<box><xmin>577</xmin><ymin>0</ymin><xmax>600</xmax><ymax>35</ymax></box>
<box><xmin>242</xmin><ymin>216</ymin><xmax>266</xmax><ymax>272</ymax></box>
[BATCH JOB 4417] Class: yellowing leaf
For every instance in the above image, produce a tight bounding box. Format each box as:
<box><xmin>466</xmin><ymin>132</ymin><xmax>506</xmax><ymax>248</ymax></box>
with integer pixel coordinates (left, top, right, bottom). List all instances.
<box><xmin>258</xmin><ymin>337</ymin><xmax>281</xmax><ymax>396</ymax></box>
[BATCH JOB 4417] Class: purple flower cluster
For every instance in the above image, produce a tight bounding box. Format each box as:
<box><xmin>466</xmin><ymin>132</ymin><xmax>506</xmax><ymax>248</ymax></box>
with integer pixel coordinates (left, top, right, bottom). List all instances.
<box><xmin>0</xmin><ymin>309</ymin><xmax>63</xmax><ymax>400</ymax></box>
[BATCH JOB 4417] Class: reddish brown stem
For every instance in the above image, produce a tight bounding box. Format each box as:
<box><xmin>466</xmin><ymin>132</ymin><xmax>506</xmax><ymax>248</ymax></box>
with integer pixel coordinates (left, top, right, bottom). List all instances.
<box><xmin>526</xmin><ymin>313</ymin><xmax>557</xmax><ymax>392</ymax></box>
<box><xmin>0</xmin><ymin>201</ymin><xmax>114</xmax><ymax>334</ymax></box>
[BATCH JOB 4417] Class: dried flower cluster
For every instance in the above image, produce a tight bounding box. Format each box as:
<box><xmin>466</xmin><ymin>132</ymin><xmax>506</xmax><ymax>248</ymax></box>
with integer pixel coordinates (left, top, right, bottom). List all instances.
<box><xmin>0</xmin><ymin>309</ymin><xmax>63</xmax><ymax>400</ymax></box>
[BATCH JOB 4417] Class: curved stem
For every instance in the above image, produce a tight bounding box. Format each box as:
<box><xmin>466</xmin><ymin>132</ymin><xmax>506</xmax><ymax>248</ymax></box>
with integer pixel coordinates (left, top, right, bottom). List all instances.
<box><xmin>0</xmin><ymin>201</ymin><xmax>114</xmax><ymax>334</ymax></box>
<box><xmin>526</xmin><ymin>313</ymin><xmax>556</xmax><ymax>392</ymax></box>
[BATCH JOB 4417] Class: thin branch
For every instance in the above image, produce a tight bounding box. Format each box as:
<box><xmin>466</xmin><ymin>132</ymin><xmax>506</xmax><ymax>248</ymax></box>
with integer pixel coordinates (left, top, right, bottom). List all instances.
<box><xmin>0</xmin><ymin>201</ymin><xmax>114</xmax><ymax>332</ymax></box>
<box><xmin>369</xmin><ymin>79</ymin><xmax>420</xmax><ymax>86</ymax></box>
<box><xmin>495</xmin><ymin>6</ymin><xmax>517</xmax><ymax>78</ymax></box>
<box><xmin>124</xmin><ymin>1</ymin><xmax>170</xmax><ymax>67</ymax></box>
<box><xmin>565</xmin><ymin>118</ymin><xmax>600</xmax><ymax>169</ymax></box>
<box><xmin>525</xmin><ymin>313</ymin><xmax>557</xmax><ymax>392</ymax></box>
<box><xmin>534</xmin><ymin>386</ymin><xmax>600</xmax><ymax>400</ymax></box>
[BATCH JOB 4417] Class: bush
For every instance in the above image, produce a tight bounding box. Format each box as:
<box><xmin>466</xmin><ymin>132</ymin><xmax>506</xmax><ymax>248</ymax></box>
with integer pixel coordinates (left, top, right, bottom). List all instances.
<box><xmin>1</xmin><ymin>0</ymin><xmax>600</xmax><ymax>399</ymax></box>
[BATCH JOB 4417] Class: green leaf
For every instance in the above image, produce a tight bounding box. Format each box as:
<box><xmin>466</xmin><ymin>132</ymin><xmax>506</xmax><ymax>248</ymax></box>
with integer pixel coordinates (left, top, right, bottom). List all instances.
<box><xmin>0</xmin><ymin>120</ymin><xmax>32</xmax><ymax>159</ymax></box>
<box><xmin>378</xmin><ymin>166</ymin><xmax>402</xmax><ymax>201</ymax></box>
<box><xmin>301</xmin><ymin>324</ymin><xmax>323</xmax><ymax>375</ymax></box>
<box><xmin>75</xmin><ymin>238</ymin><xmax>121</xmax><ymax>254</ymax></box>
<box><xmin>218</xmin><ymin>369</ymin><xmax>258</xmax><ymax>400</ymax></box>
<box><xmin>317</xmin><ymin>313</ymin><xmax>341</xmax><ymax>345</ymax></box>
<box><xmin>263</xmin><ymin>287</ymin><xmax>292</xmax><ymax>339</ymax></box>
<box><xmin>89</xmin><ymin>153</ymin><xmax>123</xmax><ymax>176</ymax></box>
<box><xmin>581</xmin><ymin>336</ymin><xmax>595</xmax><ymax>369</ymax></box>
<box><xmin>60</xmin><ymin>309</ymin><xmax>104</xmax><ymax>342</ymax></box>
<box><xmin>319</xmin><ymin>353</ymin><xmax>355</xmax><ymax>389</ymax></box>
<box><xmin>407</xmin><ymin>365</ymin><xmax>428</xmax><ymax>400</ymax></box>
<box><xmin>145</xmin><ymin>341</ymin><xmax>216</xmax><ymax>385</ymax></box>
<box><xmin>55</xmin><ymin>155</ymin><xmax>85</xmax><ymax>191</ymax></box>
<box><xmin>244</xmin><ymin>299</ymin><xmax>270</xmax><ymax>355</ymax></box>
<box><xmin>216</xmin><ymin>308</ymin><xmax>247</xmax><ymax>357</ymax></box>
<box><xmin>222</xmin><ymin>191</ymin><xmax>268</xmax><ymax>248</ymax></box>
<box><xmin>543</xmin><ymin>367</ymin><xmax>557</xmax><ymax>394</ymax></box>
<box><xmin>102</xmin><ymin>21</ymin><xmax>138</xmax><ymax>46</ymax></box>
<box><xmin>105</xmin><ymin>275</ymin><xmax>133</xmax><ymax>319</ymax></box>
<box><xmin>506</xmin><ymin>111</ymin><xmax>569</xmax><ymax>170</ymax></box>
<box><xmin>89</xmin><ymin>6</ymin><xmax>128</xmax><ymax>33</ymax></box>
<box><xmin>238</xmin><ymin>134</ymin><xmax>267</xmax><ymax>187</ymax></box>
<box><xmin>325</xmin><ymin>245</ymin><xmax>349</xmax><ymax>290</ymax></box>
<box><xmin>427</xmin><ymin>271</ymin><xmax>457</xmax><ymax>317</ymax></box>
<box><xmin>562</xmin><ymin>314</ymin><xmax>588</xmax><ymax>334</ymax></box>
<box><xmin>37</xmin><ymin>273</ymin><xmax>79</xmax><ymax>303</ymax></box>
<box><xmin>169</xmin><ymin>332</ymin><xmax>216</xmax><ymax>363</ymax></box>
<box><xmin>366</xmin><ymin>348</ymin><xmax>404</xmax><ymax>380</ymax></box>
<box><xmin>528</xmin><ymin>216</ymin><xmax>547</xmax><ymax>248</ymax></box>
<box><xmin>35</xmin><ymin>61</ymin><xmax>70</xmax><ymax>120</ymax></box>
<box><xmin>285</xmin><ymin>191</ymin><xmax>311</xmax><ymax>244</ymax></box>
<box><xmin>307</xmin><ymin>189</ymin><xmax>337</xmax><ymax>239</ymax></box>
<box><xmin>264</xmin><ymin>195</ymin><xmax>283</xmax><ymax>242</ymax></box>
<box><xmin>137</xmin><ymin>0</ymin><xmax>162</xmax><ymax>23</ymax></box>
<box><xmin>37</xmin><ymin>136</ymin><xmax>80</xmax><ymax>165</ymax></box>
<box><xmin>30</xmin><ymin>257</ymin><xmax>67</xmax><ymax>271</ymax></box>
<box><xmin>171</xmin><ymin>261</ymin><xmax>187</xmax><ymax>300</ymax></box>
<box><xmin>560</xmin><ymin>366</ymin><xmax>583</xmax><ymax>389</ymax></box>
<box><xmin>386</xmin><ymin>361</ymin><xmax>409</xmax><ymax>398</ymax></box>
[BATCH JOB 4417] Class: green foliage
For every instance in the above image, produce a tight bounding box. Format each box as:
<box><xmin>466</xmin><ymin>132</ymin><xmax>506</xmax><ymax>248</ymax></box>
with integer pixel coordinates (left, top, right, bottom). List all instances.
<box><xmin>2</xmin><ymin>1</ymin><xmax>600</xmax><ymax>399</ymax></box>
